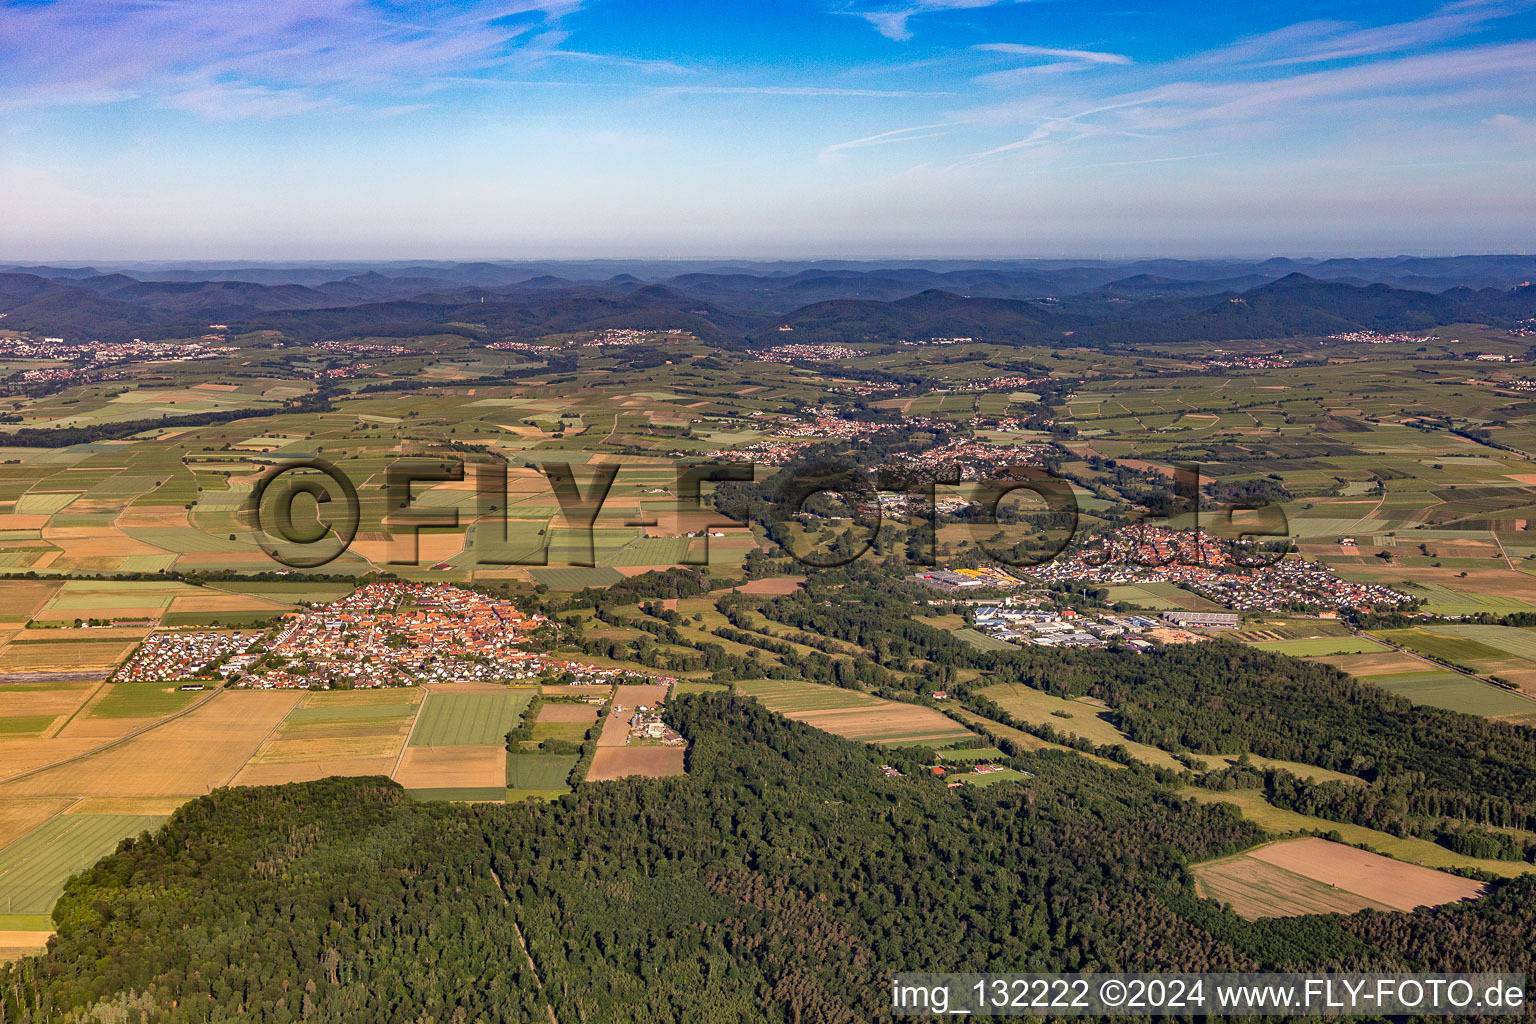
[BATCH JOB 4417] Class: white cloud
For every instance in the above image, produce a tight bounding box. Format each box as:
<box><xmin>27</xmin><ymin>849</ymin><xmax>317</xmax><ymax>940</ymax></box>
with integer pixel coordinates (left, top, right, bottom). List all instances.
<box><xmin>1486</xmin><ymin>112</ymin><xmax>1536</xmax><ymax>141</ymax></box>
<box><xmin>976</xmin><ymin>43</ymin><xmax>1131</xmax><ymax>65</ymax></box>
<box><xmin>846</xmin><ymin>0</ymin><xmax>1024</xmax><ymax>41</ymax></box>
<box><xmin>0</xmin><ymin>0</ymin><xmax>605</xmax><ymax>116</ymax></box>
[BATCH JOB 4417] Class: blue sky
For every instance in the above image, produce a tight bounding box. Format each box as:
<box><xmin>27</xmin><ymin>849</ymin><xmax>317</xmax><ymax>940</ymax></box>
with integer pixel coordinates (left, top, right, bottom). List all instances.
<box><xmin>2</xmin><ymin>0</ymin><xmax>1535</xmax><ymax>259</ymax></box>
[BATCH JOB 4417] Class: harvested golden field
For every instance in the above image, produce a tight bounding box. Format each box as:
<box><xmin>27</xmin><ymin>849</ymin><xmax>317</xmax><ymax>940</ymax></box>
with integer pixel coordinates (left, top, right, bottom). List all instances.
<box><xmin>0</xmin><ymin>639</ymin><xmax>134</xmax><ymax>673</ymax></box>
<box><xmin>235</xmin><ymin>756</ymin><xmax>399</xmax><ymax>787</ymax></box>
<box><xmin>0</xmin><ymin>739</ymin><xmax>105</xmax><ymax>780</ymax></box>
<box><xmin>540</xmin><ymin>684</ymin><xmax>611</xmax><ymax>697</ymax></box>
<box><xmin>1312</xmin><ymin>651</ymin><xmax>1428</xmax><ymax>676</ymax></box>
<box><xmin>1194</xmin><ymin>837</ymin><xmax>1487</xmax><ymax>920</ymax></box>
<box><xmin>0</xmin><ymin>797</ymin><xmax>72</xmax><ymax>850</ymax></box>
<box><xmin>0</xmin><ymin>931</ymin><xmax>50</xmax><ymax>962</ymax></box>
<box><xmin>712</xmin><ymin>576</ymin><xmax>805</xmax><ymax>596</ymax></box>
<box><xmin>392</xmin><ymin>746</ymin><xmax>505</xmax><ymax>789</ymax></box>
<box><xmin>0</xmin><ymin>681</ymin><xmax>94</xmax><ymax>722</ymax></box>
<box><xmin>65</xmin><ymin>797</ymin><xmax>188</xmax><ymax>815</ymax></box>
<box><xmin>536</xmin><ymin>703</ymin><xmax>598</xmax><ymax>724</ymax></box>
<box><xmin>230</xmin><ymin>689</ymin><xmax>420</xmax><ymax>785</ymax></box>
<box><xmin>165</xmin><ymin>592</ymin><xmax>286</xmax><ymax>614</ymax></box>
<box><xmin>0</xmin><ymin>583</ymin><xmax>62</xmax><ymax>621</ymax></box>
<box><xmin>586</xmin><ymin>746</ymin><xmax>685</xmax><ymax>781</ymax></box>
<box><xmin>612</xmin><ymin>683</ymin><xmax>669</xmax><ymax>708</ymax></box>
<box><xmin>739</xmin><ymin>679</ymin><xmax>975</xmax><ymax>747</ymax></box>
<box><xmin>596</xmin><ymin>711</ymin><xmax>631</xmax><ymax>746</ymax></box>
<box><xmin>0</xmin><ymin>691</ymin><xmax>299</xmax><ymax>799</ymax></box>
<box><xmin>785</xmin><ymin>704</ymin><xmax>974</xmax><ymax>746</ymax></box>
<box><xmin>1251</xmin><ymin>837</ymin><xmax>1486</xmax><ymax>911</ymax></box>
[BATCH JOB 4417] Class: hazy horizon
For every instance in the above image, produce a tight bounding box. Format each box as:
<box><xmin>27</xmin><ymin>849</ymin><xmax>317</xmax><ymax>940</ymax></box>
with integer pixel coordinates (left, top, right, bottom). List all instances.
<box><xmin>6</xmin><ymin>250</ymin><xmax>1535</xmax><ymax>269</ymax></box>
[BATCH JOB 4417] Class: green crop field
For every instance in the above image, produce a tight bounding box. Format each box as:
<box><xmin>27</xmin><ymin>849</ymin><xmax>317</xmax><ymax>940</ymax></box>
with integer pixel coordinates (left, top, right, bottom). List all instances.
<box><xmin>605</xmin><ymin>537</ymin><xmax>692</xmax><ymax>567</ymax></box>
<box><xmin>959</xmin><ymin>768</ymin><xmax>1031</xmax><ymax>787</ymax></box>
<box><xmin>952</xmin><ymin>628</ymin><xmax>1016</xmax><ymax>652</ymax></box>
<box><xmin>14</xmin><ymin>491</ymin><xmax>81</xmax><ymax>515</ymax></box>
<box><xmin>1371</xmin><ymin>628</ymin><xmax>1509</xmax><ymax>663</ymax></box>
<box><xmin>90</xmin><ymin>684</ymin><xmax>204</xmax><ymax>719</ymax></box>
<box><xmin>403</xmin><ymin>788</ymin><xmax>506</xmax><ymax>803</ymax></box>
<box><xmin>1103</xmin><ymin>584</ymin><xmax>1183</xmax><ymax>609</ymax></box>
<box><xmin>528</xmin><ymin>567</ymin><xmax>625</xmax><ymax>590</ymax></box>
<box><xmin>0</xmin><ymin>715</ymin><xmax>57</xmax><ymax>736</ymax></box>
<box><xmin>1368</xmin><ymin>671</ymin><xmax>1536</xmax><ymax>719</ymax></box>
<box><xmin>1397</xmin><ymin>584</ymin><xmax>1536</xmax><ymax>616</ymax></box>
<box><xmin>529</xmin><ymin>720</ymin><xmax>589</xmax><ymax>744</ymax></box>
<box><xmin>1251</xmin><ymin>636</ymin><xmax>1390</xmax><ymax>656</ymax></box>
<box><xmin>0</xmin><ymin>814</ymin><xmax>167</xmax><ymax>914</ymax></box>
<box><xmin>936</xmin><ymin>746</ymin><xmax>1007</xmax><ymax>761</ymax></box>
<box><xmin>1431</xmin><ymin>624</ymin><xmax>1536</xmax><ymax>661</ymax></box>
<box><xmin>506</xmin><ymin>753</ymin><xmax>578</xmax><ymax>789</ymax></box>
<box><xmin>408</xmin><ymin>693</ymin><xmax>532</xmax><ymax>747</ymax></box>
<box><xmin>735</xmin><ymin>678</ymin><xmax>886</xmax><ymax>713</ymax></box>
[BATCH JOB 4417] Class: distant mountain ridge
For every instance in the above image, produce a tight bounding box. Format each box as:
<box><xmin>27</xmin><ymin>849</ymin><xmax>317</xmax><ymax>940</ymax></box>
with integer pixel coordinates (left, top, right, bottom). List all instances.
<box><xmin>0</xmin><ymin>256</ymin><xmax>1533</xmax><ymax>346</ymax></box>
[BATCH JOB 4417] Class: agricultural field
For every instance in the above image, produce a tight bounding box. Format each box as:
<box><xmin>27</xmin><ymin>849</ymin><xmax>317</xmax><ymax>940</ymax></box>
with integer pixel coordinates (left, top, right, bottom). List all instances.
<box><xmin>978</xmin><ymin>682</ymin><xmax>1186</xmax><ymax>771</ymax></box>
<box><xmin>954</xmin><ymin>767</ymin><xmax>1031</xmax><ymax>787</ymax></box>
<box><xmin>407</xmin><ymin>692</ymin><xmax>532</xmax><ymax>747</ymax></box>
<box><xmin>1180</xmin><ymin>788</ymin><xmax>1534</xmax><ymax>878</ymax></box>
<box><xmin>523</xmin><ymin>702</ymin><xmax>597</xmax><ymax>747</ymax></box>
<box><xmin>0</xmin><ymin>812</ymin><xmax>168</xmax><ymax>915</ymax></box>
<box><xmin>233</xmin><ymin>689</ymin><xmax>422</xmax><ymax>787</ymax></box>
<box><xmin>506</xmin><ymin>753</ymin><xmax>578</xmax><ymax>793</ymax></box>
<box><xmin>1249</xmin><ymin>636</ymin><xmax>1390</xmax><ymax>657</ymax></box>
<box><xmin>585</xmin><ymin>746</ymin><xmax>686</xmax><ymax>781</ymax></box>
<box><xmin>2</xmin><ymin>281</ymin><xmax>1536</xmax><ymax>988</ymax></box>
<box><xmin>737</xmin><ymin>679</ymin><xmax>975</xmax><ymax>747</ymax></box>
<box><xmin>1193</xmin><ymin>837</ymin><xmax>1487</xmax><ymax>919</ymax></box>
<box><xmin>393</xmin><ymin>747</ymin><xmax>507</xmax><ymax>790</ymax></box>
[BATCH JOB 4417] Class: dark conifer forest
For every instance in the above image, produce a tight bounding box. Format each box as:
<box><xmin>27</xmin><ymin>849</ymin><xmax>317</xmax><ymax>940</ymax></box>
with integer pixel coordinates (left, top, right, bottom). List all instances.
<box><xmin>4</xmin><ymin>694</ymin><xmax>1533</xmax><ymax>1023</ymax></box>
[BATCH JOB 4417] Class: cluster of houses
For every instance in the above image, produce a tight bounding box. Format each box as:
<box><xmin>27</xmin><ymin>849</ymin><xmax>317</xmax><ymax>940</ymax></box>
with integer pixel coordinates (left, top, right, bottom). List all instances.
<box><xmin>1024</xmin><ymin>526</ymin><xmax>1412</xmax><ymax>614</ymax></box>
<box><xmin>925</xmin><ymin>374</ymin><xmax>1045</xmax><ymax>393</ymax></box>
<box><xmin>0</xmin><ymin>336</ymin><xmax>237</xmax><ymax>364</ymax></box>
<box><xmin>1203</xmin><ymin>353</ymin><xmax>1295</xmax><ymax>370</ymax></box>
<box><xmin>1186</xmin><ymin>558</ymin><xmax>1412</xmax><ymax>614</ymax></box>
<box><xmin>1328</xmin><ymin>331</ymin><xmax>1435</xmax><ymax>344</ymax></box>
<box><xmin>315</xmin><ymin>340</ymin><xmax>419</xmax><ymax>356</ymax></box>
<box><xmin>889</xmin><ymin>437</ymin><xmax>1054</xmax><ymax>479</ymax></box>
<box><xmin>113</xmin><ymin>630</ymin><xmax>259</xmax><ymax>683</ymax></box>
<box><xmin>704</xmin><ymin>412</ymin><xmax>948</xmax><ymax>465</ymax></box>
<box><xmin>240</xmin><ymin>582</ymin><xmax>551</xmax><ymax>689</ymax></box>
<box><xmin>752</xmin><ymin>343</ymin><xmax>861</xmax><ymax>362</ymax></box>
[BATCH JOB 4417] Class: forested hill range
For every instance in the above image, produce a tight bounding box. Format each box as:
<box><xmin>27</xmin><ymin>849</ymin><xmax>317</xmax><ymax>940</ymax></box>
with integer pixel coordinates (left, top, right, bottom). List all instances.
<box><xmin>2</xmin><ymin>256</ymin><xmax>1535</xmax><ymax>347</ymax></box>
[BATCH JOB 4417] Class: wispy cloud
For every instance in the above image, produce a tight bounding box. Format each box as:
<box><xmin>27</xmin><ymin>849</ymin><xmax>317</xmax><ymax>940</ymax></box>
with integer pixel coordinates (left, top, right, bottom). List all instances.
<box><xmin>0</xmin><ymin>0</ymin><xmax>610</xmax><ymax>117</ymax></box>
<box><xmin>1190</xmin><ymin>0</ymin><xmax>1532</xmax><ymax>68</ymax></box>
<box><xmin>1485</xmin><ymin>112</ymin><xmax>1536</xmax><ymax>142</ymax></box>
<box><xmin>971</xmin><ymin>41</ymin><xmax>1133</xmax><ymax>86</ymax></box>
<box><xmin>661</xmin><ymin>84</ymin><xmax>952</xmax><ymax>99</ymax></box>
<box><xmin>843</xmin><ymin>0</ymin><xmax>1023</xmax><ymax>42</ymax></box>
<box><xmin>825</xmin><ymin>2</ymin><xmax>1536</xmax><ymax>172</ymax></box>
<box><xmin>976</xmin><ymin>43</ymin><xmax>1131</xmax><ymax>65</ymax></box>
<box><xmin>819</xmin><ymin>121</ymin><xmax>957</xmax><ymax>159</ymax></box>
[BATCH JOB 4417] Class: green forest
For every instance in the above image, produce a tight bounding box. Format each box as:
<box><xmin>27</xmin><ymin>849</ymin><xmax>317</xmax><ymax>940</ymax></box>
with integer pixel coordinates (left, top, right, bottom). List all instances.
<box><xmin>5</xmin><ymin>694</ymin><xmax>1534</xmax><ymax>1023</ymax></box>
